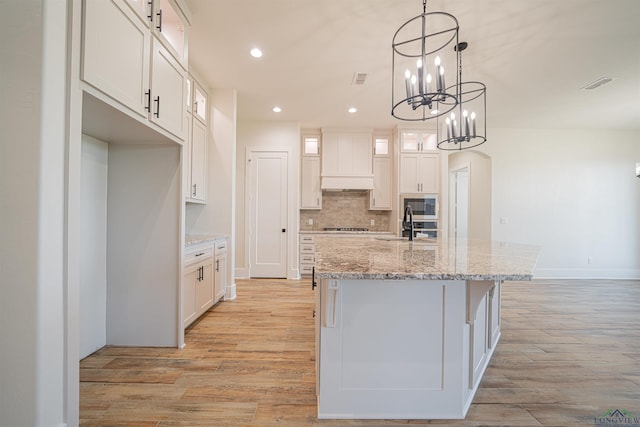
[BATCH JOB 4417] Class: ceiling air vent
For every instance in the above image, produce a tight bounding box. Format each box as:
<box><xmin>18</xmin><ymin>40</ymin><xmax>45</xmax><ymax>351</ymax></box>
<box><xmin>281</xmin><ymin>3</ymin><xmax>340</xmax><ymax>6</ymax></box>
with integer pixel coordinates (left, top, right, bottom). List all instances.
<box><xmin>352</xmin><ymin>72</ymin><xmax>367</xmax><ymax>85</ymax></box>
<box><xmin>581</xmin><ymin>77</ymin><xmax>614</xmax><ymax>90</ymax></box>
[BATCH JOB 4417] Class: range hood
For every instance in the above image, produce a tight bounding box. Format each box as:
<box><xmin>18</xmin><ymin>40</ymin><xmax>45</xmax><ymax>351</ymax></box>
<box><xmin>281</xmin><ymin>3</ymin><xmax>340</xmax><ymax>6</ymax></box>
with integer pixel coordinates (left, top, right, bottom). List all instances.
<box><xmin>321</xmin><ymin>174</ymin><xmax>374</xmax><ymax>191</ymax></box>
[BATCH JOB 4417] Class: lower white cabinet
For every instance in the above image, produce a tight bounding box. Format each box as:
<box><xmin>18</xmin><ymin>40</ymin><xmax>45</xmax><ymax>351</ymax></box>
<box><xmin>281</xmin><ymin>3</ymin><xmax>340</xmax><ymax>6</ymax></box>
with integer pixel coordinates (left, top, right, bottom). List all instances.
<box><xmin>299</xmin><ymin>234</ymin><xmax>316</xmax><ymax>276</ymax></box>
<box><xmin>214</xmin><ymin>239</ymin><xmax>227</xmax><ymax>302</ymax></box>
<box><xmin>183</xmin><ymin>242</ymin><xmax>214</xmax><ymax>328</ymax></box>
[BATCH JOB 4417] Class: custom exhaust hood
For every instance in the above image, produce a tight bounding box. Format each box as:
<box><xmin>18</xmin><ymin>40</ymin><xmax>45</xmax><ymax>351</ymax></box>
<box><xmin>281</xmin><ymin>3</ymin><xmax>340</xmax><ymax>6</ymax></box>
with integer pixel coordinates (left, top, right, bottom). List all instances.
<box><xmin>321</xmin><ymin>129</ymin><xmax>374</xmax><ymax>191</ymax></box>
<box><xmin>321</xmin><ymin>175</ymin><xmax>373</xmax><ymax>191</ymax></box>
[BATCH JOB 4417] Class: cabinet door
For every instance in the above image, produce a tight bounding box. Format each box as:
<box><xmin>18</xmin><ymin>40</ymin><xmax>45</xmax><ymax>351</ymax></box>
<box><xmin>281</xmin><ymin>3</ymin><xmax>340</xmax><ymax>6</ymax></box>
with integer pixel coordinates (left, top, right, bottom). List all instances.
<box><xmin>82</xmin><ymin>0</ymin><xmax>150</xmax><ymax>117</ymax></box>
<box><xmin>183</xmin><ymin>113</ymin><xmax>192</xmax><ymax>200</ymax></box>
<box><xmin>149</xmin><ymin>37</ymin><xmax>186</xmax><ymax>139</ymax></box>
<box><xmin>301</xmin><ymin>156</ymin><xmax>322</xmax><ymax>209</ymax></box>
<box><xmin>182</xmin><ymin>267</ymin><xmax>197</xmax><ymax>327</ymax></box>
<box><xmin>419</xmin><ymin>154</ymin><xmax>440</xmax><ymax>193</ymax></box>
<box><xmin>214</xmin><ymin>253</ymin><xmax>227</xmax><ymax>302</ymax></box>
<box><xmin>193</xmin><ymin>80</ymin><xmax>208</xmax><ymax>124</ymax></box>
<box><xmin>196</xmin><ymin>262</ymin><xmax>214</xmax><ymax>313</ymax></box>
<box><xmin>189</xmin><ymin>118</ymin><xmax>207</xmax><ymax>202</ymax></box>
<box><xmin>371</xmin><ymin>157</ymin><xmax>392</xmax><ymax>210</ymax></box>
<box><xmin>399</xmin><ymin>153</ymin><xmax>420</xmax><ymax>193</ymax></box>
<box><xmin>123</xmin><ymin>0</ymin><xmax>152</xmax><ymax>25</ymax></box>
<box><xmin>153</xmin><ymin>0</ymin><xmax>188</xmax><ymax>67</ymax></box>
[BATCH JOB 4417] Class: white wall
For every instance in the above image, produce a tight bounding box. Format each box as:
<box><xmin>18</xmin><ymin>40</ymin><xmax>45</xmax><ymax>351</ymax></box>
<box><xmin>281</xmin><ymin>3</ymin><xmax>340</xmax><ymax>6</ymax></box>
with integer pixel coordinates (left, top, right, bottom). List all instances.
<box><xmin>0</xmin><ymin>1</ymin><xmax>68</xmax><ymax>426</ymax></box>
<box><xmin>480</xmin><ymin>128</ymin><xmax>640</xmax><ymax>278</ymax></box>
<box><xmin>235</xmin><ymin>121</ymin><xmax>300</xmax><ymax>278</ymax></box>
<box><xmin>79</xmin><ymin>135</ymin><xmax>108</xmax><ymax>358</ymax></box>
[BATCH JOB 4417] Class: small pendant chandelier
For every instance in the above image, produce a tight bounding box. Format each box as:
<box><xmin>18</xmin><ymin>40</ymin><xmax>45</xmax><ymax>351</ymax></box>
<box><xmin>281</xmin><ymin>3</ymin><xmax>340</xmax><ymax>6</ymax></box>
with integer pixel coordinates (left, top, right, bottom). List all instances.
<box><xmin>391</xmin><ymin>0</ymin><xmax>460</xmax><ymax>122</ymax></box>
<box><xmin>437</xmin><ymin>42</ymin><xmax>487</xmax><ymax>150</ymax></box>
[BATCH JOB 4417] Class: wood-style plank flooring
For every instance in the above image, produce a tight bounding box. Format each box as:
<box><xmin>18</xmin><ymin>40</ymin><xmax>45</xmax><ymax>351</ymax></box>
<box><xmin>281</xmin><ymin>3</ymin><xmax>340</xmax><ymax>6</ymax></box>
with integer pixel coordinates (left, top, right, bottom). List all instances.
<box><xmin>80</xmin><ymin>278</ymin><xmax>640</xmax><ymax>426</ymax></box>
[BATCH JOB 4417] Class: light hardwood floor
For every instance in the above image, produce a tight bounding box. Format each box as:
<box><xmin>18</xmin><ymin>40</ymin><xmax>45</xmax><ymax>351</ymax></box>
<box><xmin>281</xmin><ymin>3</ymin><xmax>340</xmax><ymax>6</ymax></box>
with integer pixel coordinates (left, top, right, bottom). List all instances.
<box><xmin>80</xmin><ymin>278</ymin><xmax>640</xmax><ymax>426</ymax></box>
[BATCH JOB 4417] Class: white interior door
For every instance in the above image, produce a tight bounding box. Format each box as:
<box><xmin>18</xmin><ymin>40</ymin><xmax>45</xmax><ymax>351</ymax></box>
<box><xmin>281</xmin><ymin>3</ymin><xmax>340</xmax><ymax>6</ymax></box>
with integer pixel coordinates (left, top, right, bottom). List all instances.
<box><xmin>450</xmin><ymin>167</ymin><xmax>469</xmax><ymax>239</ymax></box>
<box><xmin>249</xmin><ymin>150</ymin><xmax>288</xmax><ymax>278</ymax></box>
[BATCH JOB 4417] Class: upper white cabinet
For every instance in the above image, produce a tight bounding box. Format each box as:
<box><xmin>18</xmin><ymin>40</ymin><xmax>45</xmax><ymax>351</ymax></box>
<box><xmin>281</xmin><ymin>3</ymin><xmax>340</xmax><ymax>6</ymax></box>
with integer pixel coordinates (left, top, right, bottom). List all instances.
<box><xmin>301</xmin><ymin>135</ymin><xmax>322</xmax><ymax>210</ymax></box>
<box><xmin>153</xmin><ymin>0</ymin><xmax>189</xmax><ymax>67</ymax></box>
<box><xmin>321</xmin><ymin>129</ymin><xmax>373</xmax><ymax>190</ymax></box>
<box><xmin>398</xmin><ymin>130</ymin><xmax>440</xmax><ymax>194</ymax></box>
<box><xmin>193</xmin><ymin>80</ymin><xmax>208</xmax><ymax>124</ymax></box>
<box><xmin>370</xmin><ymin>136</ymin><xmax>392</xmax><ymax>210</ymax></box>
<box><xmin>81</xmin><ymin>0</ymin><xmax>189</xmax><ymax>140</ymax></box>
<box><xmin>189</xmin><ymin>116</ymin><xmax>207</xmax><ymax>202</ymax></box>
<box><xmin>82</xmin><ymin>0</ymin><xmax>151</xmax><ymax>118</ymax></box>
<box><xmin>400</xmin><ymin>130</ymin><xmax>437</xmax><ymax>152</ymax></box>
<box><xmin>399</xmin><ymin>152</ymin><xmax>440</xmax><ymax>194</ymax></box>
<box><xmin>149</xmin><ymin>37</ymin><xmax>187</xmax><ymax>138</ymax></box>
<box><xmin>184</xmin><ymin>73</ymin><xmax>208</xmax><ymax>203</ymax></box>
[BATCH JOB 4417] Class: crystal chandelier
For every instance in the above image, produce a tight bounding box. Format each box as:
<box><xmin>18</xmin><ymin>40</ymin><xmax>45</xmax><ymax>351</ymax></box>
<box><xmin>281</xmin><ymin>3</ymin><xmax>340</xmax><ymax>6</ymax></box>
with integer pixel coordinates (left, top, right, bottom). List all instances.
<box><xmin>437</xmin><ymin>42</ymin><xmax>487</xmax><ymax>150</ymax></box>
<box><xmin>391</xmin><ymin>0</ymin><xmax>460</xmax><ymax>121</ymax></box>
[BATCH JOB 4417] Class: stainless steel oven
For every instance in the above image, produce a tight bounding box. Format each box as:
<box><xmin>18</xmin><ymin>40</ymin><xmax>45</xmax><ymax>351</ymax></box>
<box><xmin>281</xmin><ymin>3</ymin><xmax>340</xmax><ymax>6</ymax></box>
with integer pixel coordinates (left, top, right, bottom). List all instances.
<box><xmin>400</xmin><ymin>194</ymin><xmax>438</xmax><ymax>220</ymax></box>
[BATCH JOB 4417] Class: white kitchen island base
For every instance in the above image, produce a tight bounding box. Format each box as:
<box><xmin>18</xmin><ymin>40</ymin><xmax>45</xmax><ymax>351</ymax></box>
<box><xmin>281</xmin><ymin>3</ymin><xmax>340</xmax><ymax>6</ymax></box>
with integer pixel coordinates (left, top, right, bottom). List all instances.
<box><xmin>316</xmin><ymin>278</ymin><xmax>501</xmax><ymax>420</ymax></box>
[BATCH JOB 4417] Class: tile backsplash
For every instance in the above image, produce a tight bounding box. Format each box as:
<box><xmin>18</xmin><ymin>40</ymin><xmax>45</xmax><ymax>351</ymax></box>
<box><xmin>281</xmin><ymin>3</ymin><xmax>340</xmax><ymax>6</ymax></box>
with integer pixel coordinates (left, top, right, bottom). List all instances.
<box><xmin>300</xmin><ymin>191</ymin><xmax>391</xmax><ymax>231</ymax></box>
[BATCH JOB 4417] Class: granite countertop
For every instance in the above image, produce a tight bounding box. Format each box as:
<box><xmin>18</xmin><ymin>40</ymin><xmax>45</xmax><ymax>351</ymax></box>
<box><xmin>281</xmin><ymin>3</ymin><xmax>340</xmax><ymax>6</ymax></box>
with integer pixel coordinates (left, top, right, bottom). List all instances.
<box><xmin>185</xmin><ymin>233</ymin><xmax>227</xmax><ymax>247</ymax></box>
<box><xmin>313</xmin><ymin>235</ymin><xmax>540</xmax><ymax>281</ymax></box>
<box><xmin>300</xmin><ymin>230</ymin><xmax>395</xmax><ymax>236</ymax></box>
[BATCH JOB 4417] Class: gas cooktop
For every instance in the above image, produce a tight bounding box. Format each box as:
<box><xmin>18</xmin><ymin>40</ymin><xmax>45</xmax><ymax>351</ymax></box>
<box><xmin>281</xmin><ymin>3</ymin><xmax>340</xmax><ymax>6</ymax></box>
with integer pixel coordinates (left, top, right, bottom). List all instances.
<box><xmin>323</xmin><ymin>227</ymin><xmax>369</xmax><ymax>232</ymax></box>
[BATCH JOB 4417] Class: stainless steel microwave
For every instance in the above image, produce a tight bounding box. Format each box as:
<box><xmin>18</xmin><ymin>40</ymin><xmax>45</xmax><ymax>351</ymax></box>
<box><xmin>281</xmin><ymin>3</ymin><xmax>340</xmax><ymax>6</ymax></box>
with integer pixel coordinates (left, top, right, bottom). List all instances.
<box><xmin>400</xmin><ymin>194</ymin><xmax>438</xmax><ymax>220</ymax></box>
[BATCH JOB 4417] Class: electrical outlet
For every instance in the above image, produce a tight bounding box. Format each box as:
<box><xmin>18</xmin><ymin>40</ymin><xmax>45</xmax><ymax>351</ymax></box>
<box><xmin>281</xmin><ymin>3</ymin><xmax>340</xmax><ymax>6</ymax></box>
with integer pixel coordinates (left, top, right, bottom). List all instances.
<box><xmin>588</xmin><ymin>256</ymin><xmax>592</xmax><ymax>264</ymax></box>
<box><xmin>308</xmin><ymin>219</ymin><xmax>313</xmax><ymax>225</ymax></box>
<box><xmin>370</xmin><ymin>219</ymin><xmax>375</xmax><ymax>226</ymax></box>
<box><xmin>500</xmin><ymin>217</ymin><xmax>508</xmax><ymax>224</ymax></box>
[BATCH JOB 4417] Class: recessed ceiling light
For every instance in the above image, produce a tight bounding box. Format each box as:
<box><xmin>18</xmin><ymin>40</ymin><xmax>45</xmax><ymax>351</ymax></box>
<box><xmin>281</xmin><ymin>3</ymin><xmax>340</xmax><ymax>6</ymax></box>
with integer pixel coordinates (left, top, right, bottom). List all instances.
<box><xmin>272</xmin><ymin>106</ymin><xmax>282</xmax><ymax>113</ymax></box>
<box><xmin>250</xmin><ymin>48</ymin><xmax>263</xmax><ymax>58</ymax></box>
<box><xmin>348</xmin><ymin>107</ymin><xmax>357</xmax><ymax>114</ymax></box>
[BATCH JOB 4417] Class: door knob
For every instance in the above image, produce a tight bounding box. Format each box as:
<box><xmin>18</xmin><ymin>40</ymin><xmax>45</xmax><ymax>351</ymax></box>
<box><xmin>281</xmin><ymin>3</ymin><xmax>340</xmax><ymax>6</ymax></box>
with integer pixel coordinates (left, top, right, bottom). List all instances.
<box><xmin>282</xmin><ymin>228</ymin><xmax>286</xmax><ymax>232</ymax></box>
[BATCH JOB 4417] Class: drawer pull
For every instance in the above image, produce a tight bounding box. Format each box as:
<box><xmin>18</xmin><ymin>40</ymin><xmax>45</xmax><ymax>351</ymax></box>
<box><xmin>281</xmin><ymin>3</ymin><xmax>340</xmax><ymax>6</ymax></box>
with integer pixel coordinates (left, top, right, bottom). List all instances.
<box><xmin>195</xmin><ymin>252</ymin><xmax>205</xmax><ymax>257</ymax></box>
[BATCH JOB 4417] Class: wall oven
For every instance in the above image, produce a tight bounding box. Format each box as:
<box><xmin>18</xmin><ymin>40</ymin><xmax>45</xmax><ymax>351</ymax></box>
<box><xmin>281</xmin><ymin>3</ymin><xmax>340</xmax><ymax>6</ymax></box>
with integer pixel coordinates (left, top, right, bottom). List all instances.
<box><xmin>400</xmin><ymin>194</ymin><xmax>438</xmax><ymax>220</ymax></box>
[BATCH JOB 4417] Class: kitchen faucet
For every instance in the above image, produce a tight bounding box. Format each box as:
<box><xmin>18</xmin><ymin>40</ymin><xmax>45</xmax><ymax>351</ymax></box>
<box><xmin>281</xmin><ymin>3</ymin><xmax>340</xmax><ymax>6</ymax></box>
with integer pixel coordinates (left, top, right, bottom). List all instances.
<box><xmin>402</xmin><ymin>204</ymin><xmax>414</xmax><ymax>241</ymax></box>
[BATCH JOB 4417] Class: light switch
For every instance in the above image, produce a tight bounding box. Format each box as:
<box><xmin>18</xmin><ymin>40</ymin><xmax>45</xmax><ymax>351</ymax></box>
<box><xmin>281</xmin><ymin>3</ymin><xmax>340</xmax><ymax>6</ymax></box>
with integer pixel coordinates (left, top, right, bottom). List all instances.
<box><xmin>500</xmin><ymin>217</ymin><xmax>508</xmax><ymax>224</ymax></box>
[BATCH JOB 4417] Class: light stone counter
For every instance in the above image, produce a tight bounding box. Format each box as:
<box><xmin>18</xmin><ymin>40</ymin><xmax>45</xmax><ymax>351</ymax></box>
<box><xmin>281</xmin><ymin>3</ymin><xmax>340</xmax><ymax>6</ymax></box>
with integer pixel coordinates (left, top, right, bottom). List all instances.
<box><xmin>185</xmin><ymin>233</ymin><xmax>227</xmax><ymax>247</ymax></box>
<box><xmin>313</xmin><ymin>235</ymin><xmax>539</xmax><ymax>281</ymax></box>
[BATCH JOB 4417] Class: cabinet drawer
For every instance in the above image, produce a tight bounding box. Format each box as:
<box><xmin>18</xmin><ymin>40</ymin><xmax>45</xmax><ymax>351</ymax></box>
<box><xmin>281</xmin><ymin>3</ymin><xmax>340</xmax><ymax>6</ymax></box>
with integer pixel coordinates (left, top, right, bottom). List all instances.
<box><xmin>300</xmin><ymin>235</ymin><xmax>316</xmax><ymax>244</ymax></box>
<box><xmin>300</xmin><ymin>264</ymin><xmax>315</xmax><ymax>275</ymax></box>
<box><xmin>300</xmin><ymin>243</ymin><xmax>316</xmax><ymax>253</ymax></box>
<box><xmin>215</xmin><ymin>239</ymin><xmax>227</xmax><ymax>254</ymax></box>
<box><xmin>300</xmin><ymin>254</ymin><xmax>315</xmax><ymax>263</ymax></box>
<box><xmin>184</xmin><ymin>245</ymin><xmax>213</xmax><ymax>266</ymax></box>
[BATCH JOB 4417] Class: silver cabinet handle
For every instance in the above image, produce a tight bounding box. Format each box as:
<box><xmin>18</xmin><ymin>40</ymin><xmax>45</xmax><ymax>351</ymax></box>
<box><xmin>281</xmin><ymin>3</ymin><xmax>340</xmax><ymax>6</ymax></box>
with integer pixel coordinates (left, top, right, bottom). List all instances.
<box><xmin>192</xmin><ymin>184</ymin><xmax>197</xmax><ymax>196</ymax></box>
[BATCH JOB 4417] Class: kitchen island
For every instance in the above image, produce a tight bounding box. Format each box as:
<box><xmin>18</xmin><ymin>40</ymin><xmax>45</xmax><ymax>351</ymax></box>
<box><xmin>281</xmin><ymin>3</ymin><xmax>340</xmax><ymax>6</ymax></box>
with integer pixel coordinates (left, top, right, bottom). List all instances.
<box><xmin>312</xmin><ymin>236</ymin><xmax>539</xmax><ymax>420</ymax></box>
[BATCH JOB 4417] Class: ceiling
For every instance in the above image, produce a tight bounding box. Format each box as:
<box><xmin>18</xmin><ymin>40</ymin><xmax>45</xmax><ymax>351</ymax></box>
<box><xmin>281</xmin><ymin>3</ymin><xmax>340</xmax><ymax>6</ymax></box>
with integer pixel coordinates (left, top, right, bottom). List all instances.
<box><xmin>185</xmin><ymin>0</ymin><xmax>640</xmax><ymax>131</ymax></box>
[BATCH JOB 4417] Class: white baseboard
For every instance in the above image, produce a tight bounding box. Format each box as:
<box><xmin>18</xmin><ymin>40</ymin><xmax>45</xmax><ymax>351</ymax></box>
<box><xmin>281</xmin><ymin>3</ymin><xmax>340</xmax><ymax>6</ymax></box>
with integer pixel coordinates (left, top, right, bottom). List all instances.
<box><xmin>534</xmin><ymin>268</ymin><xmax>640</xmax><ymax>280</ymax></box>
<box><xmin>224</xmin><ymin>282</ymin><xmax>237</xmax><ymax>300</ymax></box>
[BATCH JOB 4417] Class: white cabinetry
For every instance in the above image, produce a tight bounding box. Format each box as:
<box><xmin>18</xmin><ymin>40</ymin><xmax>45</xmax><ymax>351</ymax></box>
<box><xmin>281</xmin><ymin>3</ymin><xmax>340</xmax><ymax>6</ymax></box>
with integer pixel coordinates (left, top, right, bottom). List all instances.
<box><xmin>399</xmin><ymin>152</ymin><xmax>440</xmax><ymax>194</ymax></box>
<box><xmin>183</xmin><ymin>242</ymin><xmax>214</xmax><ymax>328</ymax></box>
<box><xmin>321</xmin><ymin>129</ymin><xmax>373</xmax><ymax>190</ymax></box>
<box><xmin>301</xmin><ymin>135</ymin><xmax>322</xmax><ymax>209</ymax></box>
<box><xmin>81</xmin><ymin>0</ymin><xmax>188</xmax><ymax>140</ymax></box>
<box><xmin>185</xmin><ymin>74</ymin><xmax>208</xmax><ymax>203</ymax></box>
<box><xmin>399</xmin><ymin>130</ymin><xmax>440</xmax><ymax>194</ymax></box>
<box><xmin>214</xmin><ymin>238</ymin><xmax>227</xmax><ymax>302</ymax></box>
<box><xmin>369</xmin><ymin>136</ymin><xmax>392</xmax><ymax>210</ymax></box>
<box><xmin>299</xmin><ymin>234</ymin><xmax>316</xmax><ymax>276</ymax></box>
